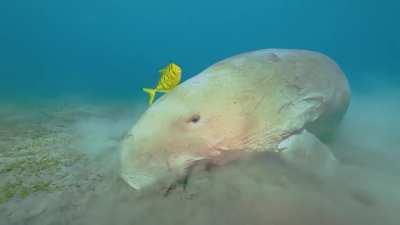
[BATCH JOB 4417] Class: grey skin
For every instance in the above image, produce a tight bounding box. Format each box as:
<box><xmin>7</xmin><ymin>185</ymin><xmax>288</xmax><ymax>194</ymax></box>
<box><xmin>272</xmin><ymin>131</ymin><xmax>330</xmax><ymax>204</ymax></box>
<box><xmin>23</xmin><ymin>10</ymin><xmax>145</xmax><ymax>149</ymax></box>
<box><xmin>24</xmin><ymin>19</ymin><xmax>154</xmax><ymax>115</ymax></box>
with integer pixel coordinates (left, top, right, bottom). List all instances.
<box><xmin>120</xmin><ymin>49</ymin><xmax>351</xmax><ymax>192</ymax></box>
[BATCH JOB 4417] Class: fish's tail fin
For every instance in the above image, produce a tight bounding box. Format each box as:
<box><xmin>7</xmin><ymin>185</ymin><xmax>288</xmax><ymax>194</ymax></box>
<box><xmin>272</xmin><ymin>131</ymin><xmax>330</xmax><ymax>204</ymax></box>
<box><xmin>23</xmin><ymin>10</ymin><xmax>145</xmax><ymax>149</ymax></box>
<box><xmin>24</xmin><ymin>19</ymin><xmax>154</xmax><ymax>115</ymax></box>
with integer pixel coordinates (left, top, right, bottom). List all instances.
<box><xmin>142</xmin><ymin>88</ymin><xmax>157</xmax><ymax>105</ymax></box>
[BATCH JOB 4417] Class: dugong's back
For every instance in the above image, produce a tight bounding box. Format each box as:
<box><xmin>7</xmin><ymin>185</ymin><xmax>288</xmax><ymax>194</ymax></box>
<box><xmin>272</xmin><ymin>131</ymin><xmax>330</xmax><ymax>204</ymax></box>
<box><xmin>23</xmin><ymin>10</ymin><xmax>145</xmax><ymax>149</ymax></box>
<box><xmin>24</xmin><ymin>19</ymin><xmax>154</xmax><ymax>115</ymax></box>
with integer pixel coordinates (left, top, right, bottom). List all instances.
<box><xmin>205</xmin><ymin>49</ymin><xmax>351</xmax><ymax>140</ymax></box>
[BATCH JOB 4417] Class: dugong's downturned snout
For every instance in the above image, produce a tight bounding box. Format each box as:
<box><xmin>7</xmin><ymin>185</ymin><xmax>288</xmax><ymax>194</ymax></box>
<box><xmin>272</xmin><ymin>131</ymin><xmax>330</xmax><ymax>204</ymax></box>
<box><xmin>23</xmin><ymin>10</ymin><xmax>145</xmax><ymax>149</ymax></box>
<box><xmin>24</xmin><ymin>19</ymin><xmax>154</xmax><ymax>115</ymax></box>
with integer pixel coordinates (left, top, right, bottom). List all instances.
<box><xmin>121</xmin><ymin>170</ymin><xmax>156</xmax><ymax>190</ymax></box>
<box><xmin>120</xmin><ymin>98</ymin><xmax>205</xmax><ymax>190</ymax></box>
<box><xmin>120</xmin><ymin>131</ymin><xmax>169</xmax><ymax>190</ymax></box>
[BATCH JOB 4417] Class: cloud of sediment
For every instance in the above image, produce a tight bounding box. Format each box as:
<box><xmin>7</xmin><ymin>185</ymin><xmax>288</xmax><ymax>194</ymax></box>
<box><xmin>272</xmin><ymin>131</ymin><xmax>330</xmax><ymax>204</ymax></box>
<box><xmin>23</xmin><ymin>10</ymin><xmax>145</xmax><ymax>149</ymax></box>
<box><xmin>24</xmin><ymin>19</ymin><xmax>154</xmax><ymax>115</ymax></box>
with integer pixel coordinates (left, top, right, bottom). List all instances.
<box><xmin>10</xmin><ymin>78</ymin><xmax>398</xmax><ymax>225</ymax></box>
<box><xmin>67</xmin><ymin>79</ymin><xmax>400</xmax><ymax>225</ymax></box>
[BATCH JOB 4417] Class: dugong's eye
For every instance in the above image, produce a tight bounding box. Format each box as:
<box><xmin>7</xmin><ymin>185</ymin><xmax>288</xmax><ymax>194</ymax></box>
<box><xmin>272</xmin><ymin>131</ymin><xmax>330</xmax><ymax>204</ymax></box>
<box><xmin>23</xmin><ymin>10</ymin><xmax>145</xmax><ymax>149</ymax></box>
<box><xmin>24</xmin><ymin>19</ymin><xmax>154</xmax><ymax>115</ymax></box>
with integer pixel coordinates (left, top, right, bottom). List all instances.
<box><xmin>187</xmin><ymin>114</ymin><xmax>201</xmax><ymax>124</ymax></box>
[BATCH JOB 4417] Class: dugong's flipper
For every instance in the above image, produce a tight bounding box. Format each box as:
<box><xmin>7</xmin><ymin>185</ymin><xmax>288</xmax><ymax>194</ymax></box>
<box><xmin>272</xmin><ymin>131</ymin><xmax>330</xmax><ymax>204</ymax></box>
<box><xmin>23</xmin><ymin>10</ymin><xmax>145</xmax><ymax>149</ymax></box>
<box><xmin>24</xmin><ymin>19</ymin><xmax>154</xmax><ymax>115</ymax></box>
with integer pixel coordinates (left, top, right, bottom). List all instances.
<box><xmin>278</xmin><ymin>130</ymin><xmax>338</xmax><ymax>178</ymax></box>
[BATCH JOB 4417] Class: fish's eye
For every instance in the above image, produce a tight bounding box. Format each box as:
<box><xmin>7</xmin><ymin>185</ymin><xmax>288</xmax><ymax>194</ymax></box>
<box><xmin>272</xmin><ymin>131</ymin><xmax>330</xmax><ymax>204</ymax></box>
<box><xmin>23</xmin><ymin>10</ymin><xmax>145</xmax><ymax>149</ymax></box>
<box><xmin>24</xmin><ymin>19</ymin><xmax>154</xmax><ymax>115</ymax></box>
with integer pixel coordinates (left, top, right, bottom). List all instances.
<box><xmin>188</xmin><ymin>114</ymin><xmax>201</xmax><ymax>123</ymax></box>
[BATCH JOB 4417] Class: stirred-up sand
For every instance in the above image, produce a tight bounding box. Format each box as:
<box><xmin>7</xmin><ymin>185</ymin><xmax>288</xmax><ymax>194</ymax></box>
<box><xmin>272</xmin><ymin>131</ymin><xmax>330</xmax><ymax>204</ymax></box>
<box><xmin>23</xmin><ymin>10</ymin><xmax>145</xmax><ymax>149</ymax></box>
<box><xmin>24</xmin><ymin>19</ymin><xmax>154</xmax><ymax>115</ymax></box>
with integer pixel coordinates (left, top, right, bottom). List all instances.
<box><xmin>0</xmin><ymin>85</ymin><xmax>399</xmax><ymax>225</ymax></box>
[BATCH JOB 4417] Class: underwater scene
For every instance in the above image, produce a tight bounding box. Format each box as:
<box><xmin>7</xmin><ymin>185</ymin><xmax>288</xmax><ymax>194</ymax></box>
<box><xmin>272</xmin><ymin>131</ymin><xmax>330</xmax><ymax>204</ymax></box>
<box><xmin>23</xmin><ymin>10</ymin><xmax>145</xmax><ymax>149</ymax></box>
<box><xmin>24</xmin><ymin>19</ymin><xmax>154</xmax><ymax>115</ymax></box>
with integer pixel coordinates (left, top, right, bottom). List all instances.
<box><xmin>0</xmin><ymin>1</ymin><xmax>399</xmax><ymax>225</ymax></box>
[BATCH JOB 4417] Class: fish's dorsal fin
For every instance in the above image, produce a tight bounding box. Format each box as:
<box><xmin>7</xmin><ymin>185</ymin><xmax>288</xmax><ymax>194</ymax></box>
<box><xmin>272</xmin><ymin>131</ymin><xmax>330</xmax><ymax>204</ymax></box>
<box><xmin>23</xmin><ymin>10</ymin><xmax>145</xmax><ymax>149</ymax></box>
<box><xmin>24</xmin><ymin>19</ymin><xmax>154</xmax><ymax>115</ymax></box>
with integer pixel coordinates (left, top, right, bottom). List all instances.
<box><xmin>159</xmin><ymin>68</ymin><xmax>166</xmax><ymax>75</ymax></box>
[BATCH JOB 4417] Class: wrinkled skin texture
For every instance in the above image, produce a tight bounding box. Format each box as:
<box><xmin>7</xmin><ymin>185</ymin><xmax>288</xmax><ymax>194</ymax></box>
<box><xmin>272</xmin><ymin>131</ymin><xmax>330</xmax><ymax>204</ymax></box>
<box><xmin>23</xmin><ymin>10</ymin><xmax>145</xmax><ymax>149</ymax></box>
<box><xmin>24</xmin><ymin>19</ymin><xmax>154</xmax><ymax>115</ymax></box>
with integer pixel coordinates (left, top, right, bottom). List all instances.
<box><xmin>120</xmin><ymin>49</ymin><xmax>351</xmax><ymax>191</ymax></box>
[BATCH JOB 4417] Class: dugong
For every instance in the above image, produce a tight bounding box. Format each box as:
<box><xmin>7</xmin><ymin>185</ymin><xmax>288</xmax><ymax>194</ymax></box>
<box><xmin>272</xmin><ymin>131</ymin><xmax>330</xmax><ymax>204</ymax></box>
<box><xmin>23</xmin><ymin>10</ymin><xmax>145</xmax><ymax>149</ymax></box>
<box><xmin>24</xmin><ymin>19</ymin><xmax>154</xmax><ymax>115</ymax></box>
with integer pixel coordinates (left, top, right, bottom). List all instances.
<box><xmin>121</xmin><ymin>49</ymin><xmax>351</xmax><ymax>191</ymax></box>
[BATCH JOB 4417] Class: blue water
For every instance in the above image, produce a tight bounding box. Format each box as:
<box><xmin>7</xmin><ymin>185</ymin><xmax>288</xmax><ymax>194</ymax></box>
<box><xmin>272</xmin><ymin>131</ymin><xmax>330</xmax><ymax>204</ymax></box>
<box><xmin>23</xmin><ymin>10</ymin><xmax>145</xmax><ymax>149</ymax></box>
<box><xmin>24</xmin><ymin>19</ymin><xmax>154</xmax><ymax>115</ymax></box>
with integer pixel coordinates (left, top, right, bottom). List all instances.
<box><xmin>0</xmin><ymin>0</ymin><xmax>399</xmax><ymax>100</ymax></box>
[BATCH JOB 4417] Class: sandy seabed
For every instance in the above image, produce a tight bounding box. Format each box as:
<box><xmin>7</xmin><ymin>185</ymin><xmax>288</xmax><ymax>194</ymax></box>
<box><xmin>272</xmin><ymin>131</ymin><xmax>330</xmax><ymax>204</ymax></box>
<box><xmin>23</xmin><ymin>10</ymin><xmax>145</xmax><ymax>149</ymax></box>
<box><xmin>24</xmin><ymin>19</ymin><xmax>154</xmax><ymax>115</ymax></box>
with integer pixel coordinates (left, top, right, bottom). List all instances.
<box><xmin>0</xmin><ymin>84</ymin><xmax>399</xmax><ymax>225</ymax></box>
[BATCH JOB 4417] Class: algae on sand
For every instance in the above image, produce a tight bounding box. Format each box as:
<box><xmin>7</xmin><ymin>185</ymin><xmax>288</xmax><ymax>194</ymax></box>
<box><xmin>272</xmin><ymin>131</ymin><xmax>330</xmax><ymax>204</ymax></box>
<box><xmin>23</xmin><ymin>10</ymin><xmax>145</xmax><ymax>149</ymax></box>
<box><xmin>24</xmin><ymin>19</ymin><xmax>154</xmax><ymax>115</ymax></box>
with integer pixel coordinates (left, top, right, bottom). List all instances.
<box><xmin>0</xmin><ymin>103</ymin><xmax>102</xmax><ymax>205</ymax></box>
<box><xmin>0</xmin><ymin>101</ymin><xmax>137</xmax><ymax>225</ymax></box>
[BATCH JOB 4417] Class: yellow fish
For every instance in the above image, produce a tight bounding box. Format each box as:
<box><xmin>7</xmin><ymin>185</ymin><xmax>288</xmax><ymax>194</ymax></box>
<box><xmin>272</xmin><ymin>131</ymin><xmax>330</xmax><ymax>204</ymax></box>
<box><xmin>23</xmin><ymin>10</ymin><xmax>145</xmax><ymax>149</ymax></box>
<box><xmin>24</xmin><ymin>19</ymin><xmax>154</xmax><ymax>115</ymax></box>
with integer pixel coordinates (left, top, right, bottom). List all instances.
<box><xmin>143</xmin><ymin>63</ymin><xmax>182</xmax><ymax>105</ymax></box>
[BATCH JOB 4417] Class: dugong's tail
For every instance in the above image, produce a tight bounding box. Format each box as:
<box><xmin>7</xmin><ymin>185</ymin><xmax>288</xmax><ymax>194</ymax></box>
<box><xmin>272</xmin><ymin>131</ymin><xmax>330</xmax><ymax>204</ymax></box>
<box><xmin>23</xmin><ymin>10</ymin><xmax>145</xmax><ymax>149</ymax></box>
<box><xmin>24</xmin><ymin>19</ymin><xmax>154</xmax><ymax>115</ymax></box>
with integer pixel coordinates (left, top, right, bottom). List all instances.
<box><xmin>142</xmin><ymin>88</ymin><xmax>156</xmax><ymax>105</ymax></box>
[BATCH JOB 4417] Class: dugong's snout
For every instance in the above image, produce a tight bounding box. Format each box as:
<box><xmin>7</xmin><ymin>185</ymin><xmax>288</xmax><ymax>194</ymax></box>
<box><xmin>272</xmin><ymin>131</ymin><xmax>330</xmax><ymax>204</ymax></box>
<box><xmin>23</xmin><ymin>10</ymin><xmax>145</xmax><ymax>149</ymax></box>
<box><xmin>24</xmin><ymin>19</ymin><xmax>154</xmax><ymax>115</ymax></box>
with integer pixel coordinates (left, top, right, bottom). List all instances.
<box><xmin>120</xmin><ymin>154</ymin><xmax>168</xmax><ymax>190</ymax></box>
<box><xmin>120</xmin><ymin>134</ymin><xmax>171</xmax><ymax>190</ymax></box>
<box><xmin>120</xmin><ymin>146</ymin><xmax>167</xmax><ymax>190</ymax></box>
<box><xmin>120</xmin><ymin>170</ymin><xmax>157</xmax><ymax>190</ymax></box>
